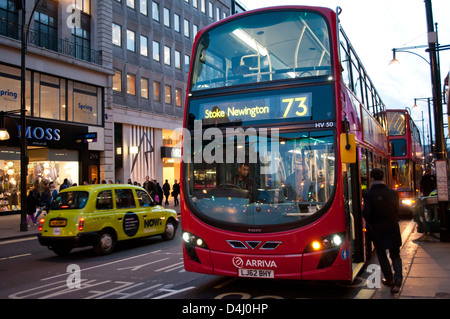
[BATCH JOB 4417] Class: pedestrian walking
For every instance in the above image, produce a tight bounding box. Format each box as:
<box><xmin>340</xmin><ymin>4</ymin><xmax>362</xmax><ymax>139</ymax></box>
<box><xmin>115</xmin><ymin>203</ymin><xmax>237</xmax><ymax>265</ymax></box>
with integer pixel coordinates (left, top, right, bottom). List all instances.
<box><xmin>362</xmin><ymin>168</ymin><xmax>402</xmax><ymax>294</ymax></box>
<box><xmin>420</xmin><ymin>168</ymin><xmax>436</xmax><ymax>197</ymax></box>
<box><xmin>143</xmin><ymin>176</ymin><xmax>156</xmax><ymax>197</ymax></box>
<box><xmin>59</xmin><ymin>178</ymin><xmax>70</xmax><ymax>191</ymax></box>
<box><xmin>172</xmin><ymin>179</ymin><xmax>180</xmax><ymax>206</ymax></box>
<box><xmin>163</xmin><ymin>179</ymin><xmax>171</xmax><ymax>205</ymax></box>
<box><xmin>26</xmin><ymin>184</ymin><xmax>40</xmax><ymax>225</ymax></box>
<box><xmin>156</xmin><ymin>181</ymin><xmax>163</xmax><ymax>205</ymax></box>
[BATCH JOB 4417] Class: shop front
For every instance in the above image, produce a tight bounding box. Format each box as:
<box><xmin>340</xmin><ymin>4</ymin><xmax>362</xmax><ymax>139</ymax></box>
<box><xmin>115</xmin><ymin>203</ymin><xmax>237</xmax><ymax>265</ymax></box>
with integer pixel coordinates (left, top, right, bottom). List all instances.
<box><xmin>0</xmin><ymin>117</ymin><xmax>96</xmax><ymax>213</ymax></box>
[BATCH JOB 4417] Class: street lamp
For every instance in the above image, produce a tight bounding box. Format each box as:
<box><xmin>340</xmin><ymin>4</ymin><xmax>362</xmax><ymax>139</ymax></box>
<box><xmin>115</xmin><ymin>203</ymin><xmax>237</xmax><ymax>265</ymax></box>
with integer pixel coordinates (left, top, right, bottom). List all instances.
<box><xmin>389</xmin><ymin>46</ymin><xmax>430</xmax><ymax>66</ymax></box>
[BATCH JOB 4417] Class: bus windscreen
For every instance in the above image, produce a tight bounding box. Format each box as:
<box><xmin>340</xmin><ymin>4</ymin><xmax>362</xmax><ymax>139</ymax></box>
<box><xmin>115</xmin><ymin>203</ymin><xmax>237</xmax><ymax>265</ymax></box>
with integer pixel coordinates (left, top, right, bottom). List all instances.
<box><xmin>191</xmin><ymin>10</ymin><xmax>332</xmax><ymax>91</ymax></box>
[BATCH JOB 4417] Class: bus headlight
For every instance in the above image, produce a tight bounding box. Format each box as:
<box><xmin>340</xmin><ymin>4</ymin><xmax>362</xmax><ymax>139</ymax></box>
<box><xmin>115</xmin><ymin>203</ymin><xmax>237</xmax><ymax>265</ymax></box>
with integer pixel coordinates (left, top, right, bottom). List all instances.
<box><xmin>182</xmin><ymin>231</ymin><xmax>208</xmax><ymax>248</ymax></box>
<box><xmin>305</xmin><ymin>232</ymin><xmax>344</xmax><ymax>253</ymax></box>
<box><xmin>401</xmin><ymin>199</ymin><xmax>415</xmax><ymax>206</ymax></box>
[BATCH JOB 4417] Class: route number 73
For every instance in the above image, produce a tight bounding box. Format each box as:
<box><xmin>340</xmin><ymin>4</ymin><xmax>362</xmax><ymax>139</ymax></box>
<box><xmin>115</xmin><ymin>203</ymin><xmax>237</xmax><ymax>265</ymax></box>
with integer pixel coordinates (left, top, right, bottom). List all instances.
<box><xmin>282</xmin><ymin>96</ymin><xmax>309</xmax><ymax>118</ymax></box>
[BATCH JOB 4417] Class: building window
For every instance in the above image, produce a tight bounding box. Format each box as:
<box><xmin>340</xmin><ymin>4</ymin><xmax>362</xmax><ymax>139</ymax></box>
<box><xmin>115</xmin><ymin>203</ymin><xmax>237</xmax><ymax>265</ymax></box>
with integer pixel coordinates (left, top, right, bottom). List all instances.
<box><xmin>153</xmin><ymin>81</ymin><xmax>161</xmax><ymax>101</ymax></box>
<box><xmin>127</xmin><ymin>29</ymin><xmax>135</xmax><ymax>51</ymax></box>
<box><xmin>72</xmin><ymin>12</ymin><xmax>91</xmax><ymax>61</ymax></box>
<box><xmin>127</xmin><ymin>74</ymin><xmax>136</xmax><ymax>95</ymax></box>
<box><xmin>192</xmin><ymin>0</ymin><xmax>197</xmax><ymax>9</ymax></box>
<box><xmin>152</xmin><ymin>1</ymin><xmax>159</xmax><ymax>21</ymax></box>
<box><xmin>0</xmin><ymin>0</ymin><xmax>19</xmax><ymax>39</ymax></box>
<box><xmin>201</xmin><ymin>0</ymin><xmax>205</xmax><ymax>13</ymax></box>
<box><xmin>193</xmin><ymin>24</ymin><xmax>198</xmax><ymax>38</ymax></box>
<box><xmin>39</xmin><ymin>74</ymin><xmax>60</xmax><ymax>120</ymax></box>
<box><xmin>34</xmin><ymin>0</ymin><xmax>58</xmax><ymax>52</ymax></box>
<box><xmin>163</xmin><ymin>7</ymin><xmax>170</xmax><ymax>27</ymax></box>
<box><xmin>74</xmin><ymin>0</ymin><xmax>90</xmax><ymax>14</ymax></box>
<box><xmin>164</xmin><ymin>46</ymin><xmax>171</xmax><ymax>66</ymax></box>
<box><xmin>175</xmin><ymin>88</ymin><xmax>182</xmax><ymax>107</ymax></box>
<box><xmin>175</xmin><ymin>50</ymin><xmax>181</xmax><ymax>69</ymax></box>
<box><xmin>113</xmin><ymin>70</ymin><xmax>122</xmax><ymax>92</ymax></box>
<box><xmin>174</xmin><ymin>13</ymin><xmax>180</xmax><ymax>33</ymax></box>
<box><xmin>140</xmin><ymin>35</ymin><xmax>148</xmax><ymax>56</ymax></box>
<box><xmin>209</xmin><ymin>2</ymin><xmax>213</xmax><ymax>18</ymax></box>
<box><xmin>141</xmin><ymin>78</ymin><xmax>149</xmax><ymax>99</ymax></box>
<box><xmin>152</xmin><ymin>40</ymin><xmax>160</xmax><ymax>61</ymax></box>
<box><xmin>164</xmin><ymin>85</ymin><xmax>171</xmax><ymax>104</ymax></box>
<box><xmin>112</xmin><ymin>23</ymin><xmax>121</xmax><ymax>46</ymax></box>
<box><xmin>185</xmin><ymin>54</ymin><xmax>190</xmax><ymax>73</ymax></box>
<box><xmin>184</xmin><ymin>19</ymin><xmax>189</xmax><ymax>38</ymax></box>
<box><xmin>127</xmin><ymin>0</ymin><xmax>135</xmax><ymax>9</ymax></box>
<box><xmin>140</xmin><ymin>0</ymin><xmax>147</xmax><ymax>15</ymax></box>
<box><xmin>72</xmin><ymin>81</ymin><xmax>102</xmax><ymax>126</ymax></box>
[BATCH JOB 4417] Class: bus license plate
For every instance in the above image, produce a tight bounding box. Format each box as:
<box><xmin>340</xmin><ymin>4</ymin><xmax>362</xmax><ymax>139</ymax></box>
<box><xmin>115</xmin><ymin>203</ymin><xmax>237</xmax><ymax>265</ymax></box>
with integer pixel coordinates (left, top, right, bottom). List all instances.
<box><xmin>238</xmin><ymin>269</ymin><xmax>274</xmax><ymax>279</ymax></box>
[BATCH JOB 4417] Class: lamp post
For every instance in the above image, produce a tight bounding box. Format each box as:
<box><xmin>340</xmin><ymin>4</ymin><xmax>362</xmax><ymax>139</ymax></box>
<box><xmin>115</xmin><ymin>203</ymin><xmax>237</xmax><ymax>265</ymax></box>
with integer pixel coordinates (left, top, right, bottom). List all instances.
<box><xmin>16</xmin><ymin>0</ymin><xmax>42</xmax><ymax>231</ymax></box>
<box><xmin>16</xmin><ymin>0</ymin><xmax>28</xmax><ymax>232</ymax></box>
<box><xmin>424</xmin><ymin>0</ymin><xmax>445</xmax><ymax>161</ymax></box>
<box><xmin>424</xmin><ymin>0</ymin><xmax>449</xmax><ymax>242</ymax></box>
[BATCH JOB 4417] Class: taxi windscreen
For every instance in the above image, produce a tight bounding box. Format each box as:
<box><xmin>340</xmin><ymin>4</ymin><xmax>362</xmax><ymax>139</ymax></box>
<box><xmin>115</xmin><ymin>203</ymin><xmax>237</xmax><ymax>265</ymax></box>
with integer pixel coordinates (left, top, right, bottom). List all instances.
<box><xmin>51</xmin><ymin>191</ymin><xmax>89</xmax><ymax>210</ymax></box>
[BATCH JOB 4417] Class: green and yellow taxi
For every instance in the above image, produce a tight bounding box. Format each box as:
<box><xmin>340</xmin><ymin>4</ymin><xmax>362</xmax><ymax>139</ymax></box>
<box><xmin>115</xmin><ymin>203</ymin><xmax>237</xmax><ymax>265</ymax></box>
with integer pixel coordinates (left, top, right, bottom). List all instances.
<box><xmin>38</xmin><ymin>184</ymin><xmax>179</xmax><ymax>255</ymax></box>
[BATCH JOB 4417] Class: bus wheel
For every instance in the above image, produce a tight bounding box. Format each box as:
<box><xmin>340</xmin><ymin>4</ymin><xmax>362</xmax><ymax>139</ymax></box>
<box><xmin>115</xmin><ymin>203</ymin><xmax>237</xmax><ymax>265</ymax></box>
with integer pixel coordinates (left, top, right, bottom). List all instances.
<box><xmin>162</xmin><ymin>219</ymin><xmax>176</xmax><ymax>241</ymax></box>
<box><xmin>94</xmin><ymin>229</ymin><xmax>116</xmax><ymax>255</ymax></box>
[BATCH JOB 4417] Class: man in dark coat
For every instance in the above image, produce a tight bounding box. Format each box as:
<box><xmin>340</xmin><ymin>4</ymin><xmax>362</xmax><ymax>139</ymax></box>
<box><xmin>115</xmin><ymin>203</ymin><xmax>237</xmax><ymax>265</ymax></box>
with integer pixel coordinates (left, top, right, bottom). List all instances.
<box><xmin>163</xmin><ymin>180</ymin><xmax>171</xmax><ymax>205</ymax></box>
<box><xmin>362</xmin><ymin>168</ymin><xmax>402</xmax><ymax>294</ymax></box>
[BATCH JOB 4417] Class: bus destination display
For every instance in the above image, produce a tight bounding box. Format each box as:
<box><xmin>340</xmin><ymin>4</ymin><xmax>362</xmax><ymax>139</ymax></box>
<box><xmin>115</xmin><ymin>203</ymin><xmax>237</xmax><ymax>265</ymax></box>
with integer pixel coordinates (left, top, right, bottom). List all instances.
<box><xmin>200</xmin><ymin>92</ymin><xmax>313</xmax><ymax>124</ymax></box>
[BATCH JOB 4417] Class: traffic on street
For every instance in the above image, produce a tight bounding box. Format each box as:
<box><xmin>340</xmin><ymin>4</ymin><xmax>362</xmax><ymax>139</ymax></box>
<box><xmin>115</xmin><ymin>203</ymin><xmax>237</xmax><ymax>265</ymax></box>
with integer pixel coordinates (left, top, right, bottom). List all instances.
<box><xmin>0</xmin><ymin>218</ymin><xmax>414</xmax><ymax>300</ymax></box>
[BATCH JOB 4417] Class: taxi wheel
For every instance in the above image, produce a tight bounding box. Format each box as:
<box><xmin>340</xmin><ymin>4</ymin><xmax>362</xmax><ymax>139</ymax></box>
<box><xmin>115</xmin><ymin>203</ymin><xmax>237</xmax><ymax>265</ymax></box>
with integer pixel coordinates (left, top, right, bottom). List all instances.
<box><xmin>161</xmin><ymin>219</ymin><xmax>176</xmax><ymax>241</ymax></box>
<box><xmin>94</xmin><ymin>229</ymin><xmax>116</xmax><ymax>255</ymax></box>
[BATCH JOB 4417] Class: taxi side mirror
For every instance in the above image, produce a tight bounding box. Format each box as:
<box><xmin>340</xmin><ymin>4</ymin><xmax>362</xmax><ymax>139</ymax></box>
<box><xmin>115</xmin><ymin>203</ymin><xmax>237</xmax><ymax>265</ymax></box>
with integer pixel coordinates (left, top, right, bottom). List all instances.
<box><xmin>340</xmin><ymin>133</ymin><xmax>356</xmax><ymax>163</ymax></box>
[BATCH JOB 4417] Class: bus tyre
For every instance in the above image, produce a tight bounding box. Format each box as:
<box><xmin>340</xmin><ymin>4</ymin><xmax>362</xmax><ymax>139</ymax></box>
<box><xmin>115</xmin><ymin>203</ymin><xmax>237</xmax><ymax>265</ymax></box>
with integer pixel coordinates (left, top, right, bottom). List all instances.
<box><xmin>162</xmin><ymin>219</ymin><xmax>176</xmax><ymax>241</ymax></box>
<box><xmin>94</xmin><ymin>229</ymin><xmax>116</xmax><ymax>255</ymax></box>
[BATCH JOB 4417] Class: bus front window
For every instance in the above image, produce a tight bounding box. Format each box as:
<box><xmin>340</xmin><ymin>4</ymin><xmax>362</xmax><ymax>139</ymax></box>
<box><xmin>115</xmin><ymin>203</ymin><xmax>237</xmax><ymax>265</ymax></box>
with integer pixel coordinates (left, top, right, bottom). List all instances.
<box><xmin>392</xmin><ymin>160</ymin><xmax>412</xmax><ymax>191</ymax></box>
<box><xmin>191</xmin><ymin>10</ymin><xmax>331</xmax><ymax>91</ymax></box>
<box><xmin>186</xmin><ymin>130</ymin><xmax>336</xmax><ymax>230</ymax></box>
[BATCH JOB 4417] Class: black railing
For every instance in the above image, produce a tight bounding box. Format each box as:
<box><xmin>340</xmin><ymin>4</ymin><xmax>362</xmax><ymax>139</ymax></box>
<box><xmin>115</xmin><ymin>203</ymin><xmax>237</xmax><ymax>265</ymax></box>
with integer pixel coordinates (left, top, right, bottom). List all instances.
<box><xmin>0</xmin><ymin>20</ymin><xmax>102</xmax><ymax>65</ymax></box>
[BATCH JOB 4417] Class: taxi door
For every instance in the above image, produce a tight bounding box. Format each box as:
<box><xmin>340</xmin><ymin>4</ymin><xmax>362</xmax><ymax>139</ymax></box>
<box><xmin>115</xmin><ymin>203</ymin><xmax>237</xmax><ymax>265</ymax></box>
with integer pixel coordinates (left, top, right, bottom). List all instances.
<box><xmin>114</xmin><ymin>188</ymin><xmax>141</xmax><ymax>240</ymax></box>
<box><xmin>136</xmin><ymin>189</ymin><xmax>165</xmax><ymax>236</ymax></box>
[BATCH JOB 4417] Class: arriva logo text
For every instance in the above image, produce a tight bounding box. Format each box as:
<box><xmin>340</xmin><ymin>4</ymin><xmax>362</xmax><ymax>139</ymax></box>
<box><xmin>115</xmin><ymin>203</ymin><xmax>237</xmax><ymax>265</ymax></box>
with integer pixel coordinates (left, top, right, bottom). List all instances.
<box><xmin>233</xmin><ymin>256</ymin><xmax>277</xmax><ymax>269</ymax></box>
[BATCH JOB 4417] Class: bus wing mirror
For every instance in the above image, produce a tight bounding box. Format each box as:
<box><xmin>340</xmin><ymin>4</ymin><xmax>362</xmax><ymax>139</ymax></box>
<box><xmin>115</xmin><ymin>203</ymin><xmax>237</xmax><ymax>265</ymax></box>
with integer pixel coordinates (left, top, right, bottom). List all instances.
<box><xmin>340</xmin><ymin>133</ymin><xmax>356</xmax><ymax>163</ymax></box>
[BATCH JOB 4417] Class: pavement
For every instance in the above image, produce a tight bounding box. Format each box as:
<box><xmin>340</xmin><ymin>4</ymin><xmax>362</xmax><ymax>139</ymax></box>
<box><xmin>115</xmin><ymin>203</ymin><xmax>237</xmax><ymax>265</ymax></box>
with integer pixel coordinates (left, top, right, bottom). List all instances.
<box><xmin>0</xmin><ymin>210</ymin><xmax>449</xmax><ymax>299</ymax></box>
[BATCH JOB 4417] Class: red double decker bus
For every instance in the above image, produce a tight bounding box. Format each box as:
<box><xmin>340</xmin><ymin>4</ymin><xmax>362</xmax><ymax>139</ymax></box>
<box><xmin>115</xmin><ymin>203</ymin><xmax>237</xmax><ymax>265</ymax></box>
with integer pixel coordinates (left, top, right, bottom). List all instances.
<box><xmin>387</xmin><ymin>109</ymin><xmax>423</xmax><ymax>212</ymax></box>
<box><xmin>181</xmin><ymin>6</ymin><xmax>390</xmax><ymax>281</ymax></box>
